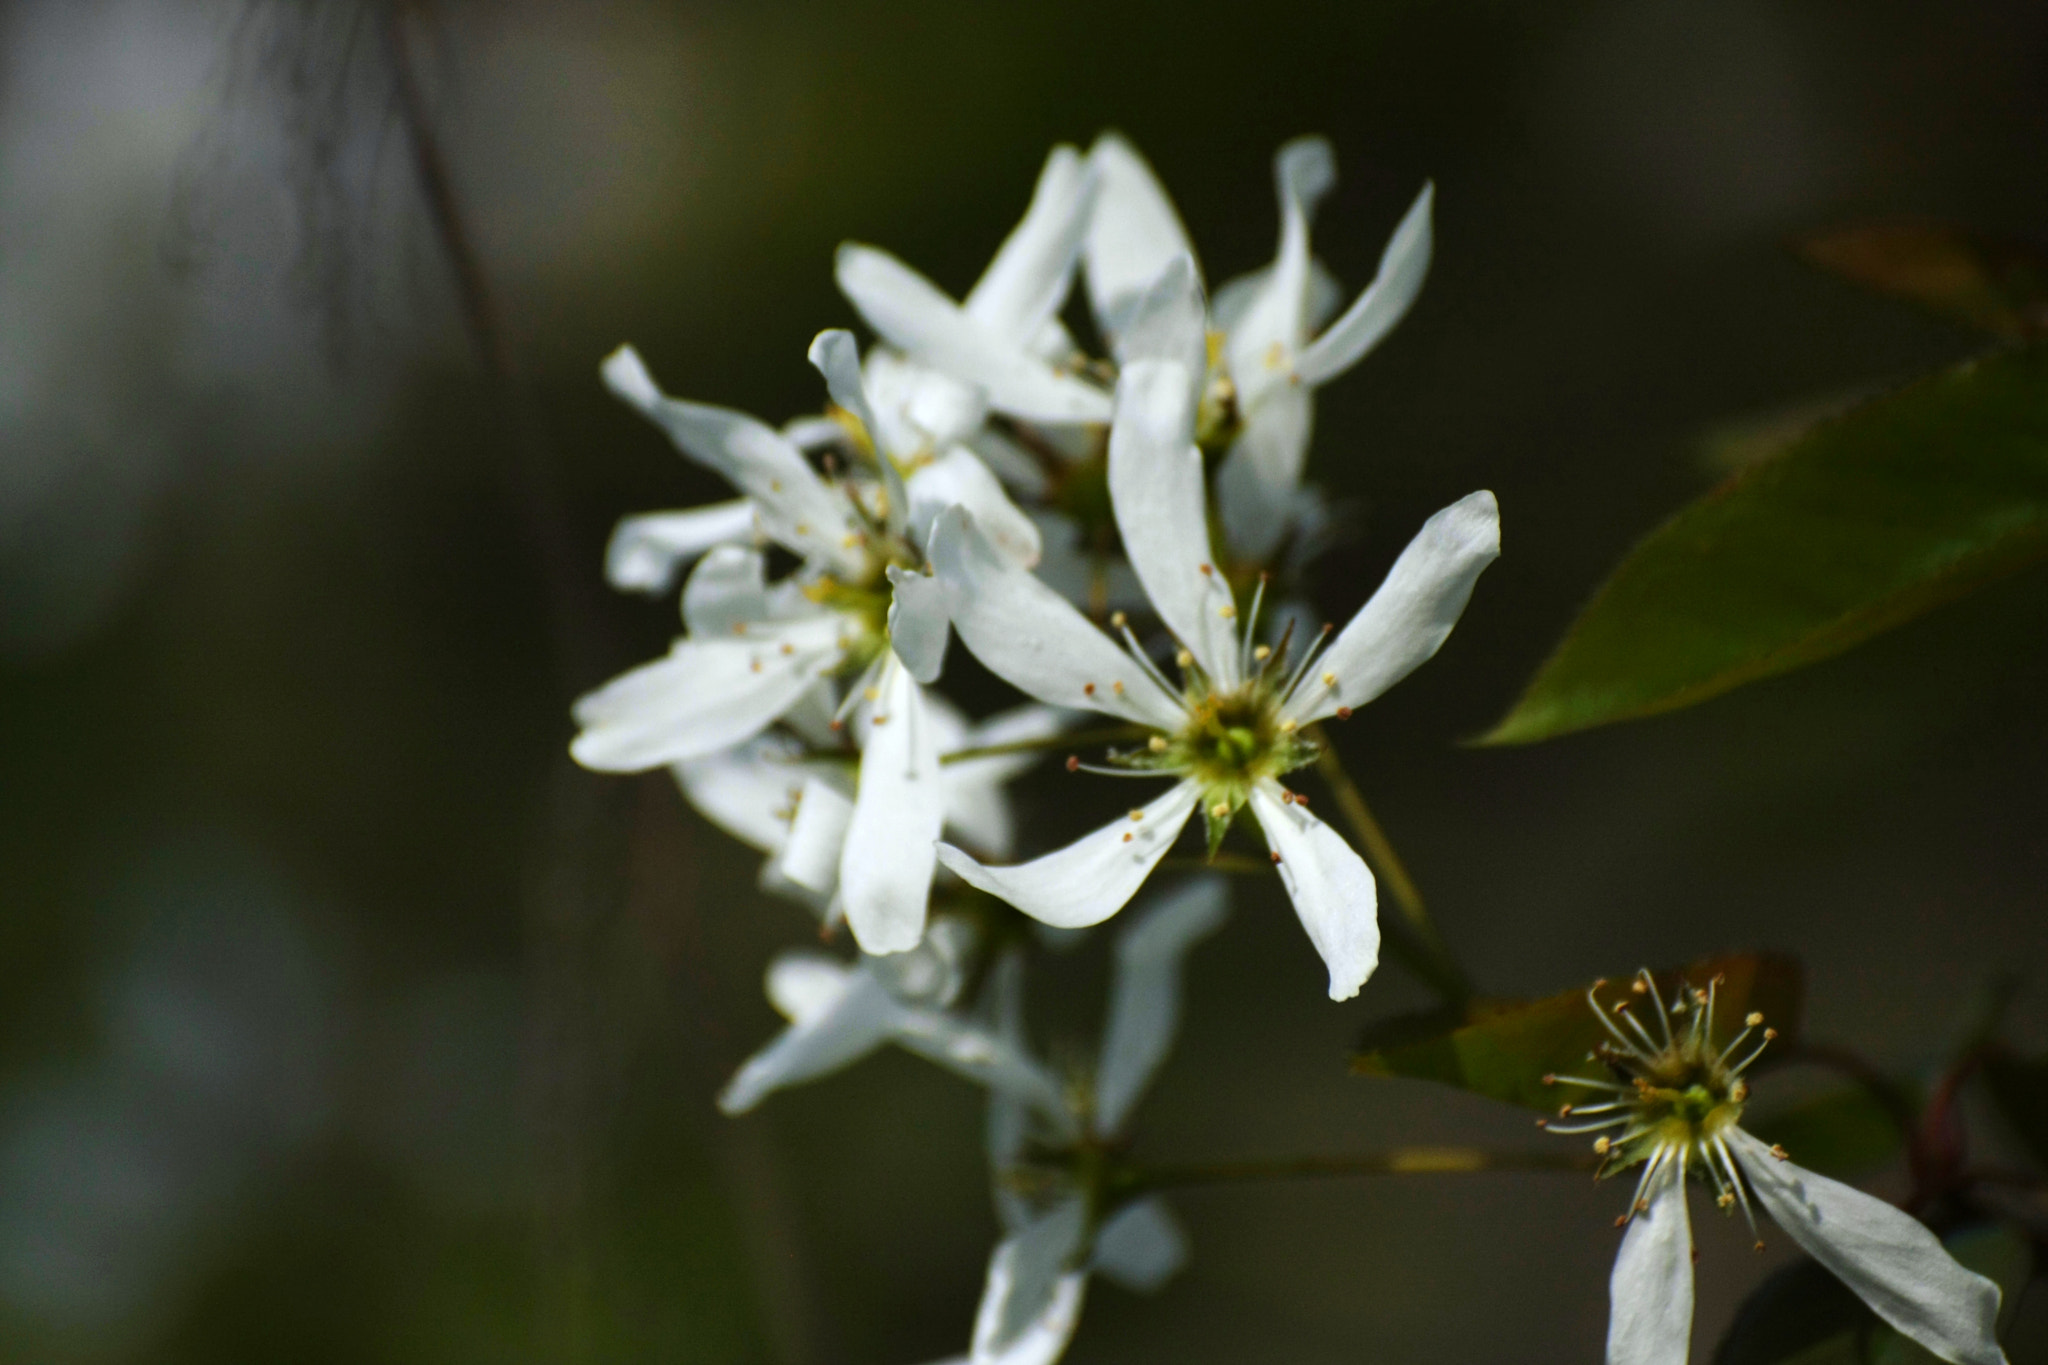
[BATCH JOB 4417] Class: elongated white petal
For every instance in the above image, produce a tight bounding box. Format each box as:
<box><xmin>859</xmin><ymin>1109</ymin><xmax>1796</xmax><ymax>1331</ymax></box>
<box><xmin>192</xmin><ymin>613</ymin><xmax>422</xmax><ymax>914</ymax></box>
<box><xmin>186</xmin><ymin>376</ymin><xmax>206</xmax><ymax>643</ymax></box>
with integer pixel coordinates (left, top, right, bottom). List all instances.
<box><xmin>1296</xmin><ymin>181</ymin><xmax>1435</xmax><ymax>387</ymax></box>
<box><xmin>1116</xmin><ymin>254</ymin><xmax>1208</xmax><ymax>385</ymax></box>
<box><xmin>972</xmin><ymin>1198</ymin><xmax>1090</xmax><ymax>1365</ymax></box>
<box><xmin>835</xmin><ymin>245</ymin><xmax>1112</xmax><ymax>425</ymax></box>
<box><xmin>764</xmin><ymin>951</ymin><xmax>856</xmax><ymax>1022</ymax></box>
<box><xmin>893</xmin><ymin>1008</ymin><xmax>1069</xmax><ymax>1119</ymax></box>
<box><xmin>1212</xmin><ymin>258</ymin><xmax>1345</xmax><ymax>338</ymax></box>
<box><xmin>1094</xmin><ymin>877</ymin><xmax>1227</xmax><ymax>1133</ymax></box>
<box><xmin>605</xmin><ymin>501</ymin><xmax>758</xmax><ymax>594</ymax></box>
<box><xmin>1248</xmin><ymin>782</ymin><xmax>1378</xmax><ymax>1000</ymax></box>
<box><xmin>1729</xmin><ymin>1129</ymin><xmax>2006</xmax><ymax>1365</ymax></box>
<box><xmin>887</xmin><ymin>566</ymin><xmax>951</xmax><ymax>685</ymax></box>
<box><xmin>1085</xmin><ymin>133</ymin><xmax>1198</xmax><ymax>349</ymax></box>
<box><xmin>679</xmin><ymin>544</ymin><xmax>769</xmax><ymax>637</ymax></box>
<box><xmin>601</xmin><ymin>345</ymin><xmax>863</xmax><ymax>575</ymax></box>
<box><xmin>1091</xmin><ymin>1197</ymin><xmax>1188</xmax><ymax>1293</ymax></box>
<box><xmin>937</xmin><ymin>780</ymin><xmax>1201</xmax><ymax>929</ymax></box>
<box><xmin>928</xmin><ymin>507</ymin><xmax>1185</xmax><ymax>729</ymax></box>
<box><xmin>778</xmin><ymin>775</ymin><xmax>854</xmax><ymax>894</ymax></box>
<box><xmin>1225</xmin><ymin>137</ymin><xmax>1335</xmax><ymax>409</ymax></box>
<box><xmin>1216</xmin><ymin>384</ymin><xmax>1314</xmax><ymax>565</ymax></box>
<box><xmin>571</xmin><ymin>616</ymin><xmax>847</xmax><ymax>770</ymax></box>
<box><xmin>810</xmin><ymin>328</ymin><xmax>911</xmax><ymax>538</ymax></box>
<box><xmin>864</xmin><ymin>347</ymin><xmax>988</xmax><ymax>456</ymax></box>
<box><xmin>673</xmin><ymin>734</ymin><xmax>811</xmax><ymax>854</ymax></box>
<box><xmin>1110</xmin><ymin>360</ymin><xmax>1241</xmax><ymax>685</ymax></box>
<box><xmin>967</xmin><ymin>145</ymin><xmax>1096</xmax><ymax>342</ymax></box>
<box><xmin>1284</xmin><ymin>490</ymin><xmax>1500</xmax><ymax>726</ymax></box>
<box><xmin>1607</xmin><ymin>1151</ymin><xmax>1694</xmax><ymax>1365</ymax></box>
<box><xmin>908</xmin><ymin>447</ymin><xmax>1043</xmax><ymax>568</ymax></box>
<box><xmin>839</xmin><ymin>659</ymin><xmax>944</xmax><ymax>954</ymax></box>
<box><xmin>718</xmin><ymin>959</ymin><xmax>897</xmax><ymax>1114</ymax></box>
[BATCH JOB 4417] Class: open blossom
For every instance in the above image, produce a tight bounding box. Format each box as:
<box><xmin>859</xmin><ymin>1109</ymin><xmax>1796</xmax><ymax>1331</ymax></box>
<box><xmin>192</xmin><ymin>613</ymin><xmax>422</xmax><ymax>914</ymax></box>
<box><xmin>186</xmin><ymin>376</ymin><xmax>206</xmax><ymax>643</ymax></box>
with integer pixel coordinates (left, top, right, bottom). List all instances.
<box><xmin>1086</xmin><ymin>133</ymin><xmax>1434</xmax><ymax>564</ymax></box>
<box><xmin>571</xmin><ymin>332</ymin><xmax>1043</xmax><ymax>953</ymax></box>
<box><xmin>928</xmin><ymin>258</ymin><xmax>1498</xmax><ymax>1001</ymax></box>
<box><xmin>1544</xmin><ymin>970</ymin><xmax>2007</xmax><ymax>1365</ymax></box>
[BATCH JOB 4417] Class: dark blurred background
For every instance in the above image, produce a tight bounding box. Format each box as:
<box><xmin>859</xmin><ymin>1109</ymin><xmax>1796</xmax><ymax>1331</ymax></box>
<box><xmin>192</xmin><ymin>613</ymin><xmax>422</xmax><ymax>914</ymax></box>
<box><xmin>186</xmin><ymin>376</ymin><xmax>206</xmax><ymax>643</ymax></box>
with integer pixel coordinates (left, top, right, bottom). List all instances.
<box><xmin>2</xmin><ymin>1</ymin><xmax>2046</xmax><ymax>1361</ymax></box>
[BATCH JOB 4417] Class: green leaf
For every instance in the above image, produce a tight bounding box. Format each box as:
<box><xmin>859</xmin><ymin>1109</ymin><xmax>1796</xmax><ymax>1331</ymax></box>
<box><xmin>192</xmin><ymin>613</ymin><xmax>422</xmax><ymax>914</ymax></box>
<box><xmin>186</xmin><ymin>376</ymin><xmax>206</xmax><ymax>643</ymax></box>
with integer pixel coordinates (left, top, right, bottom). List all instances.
<box><xmin>1479</xmin><ymin>346</ymin><xmax>2048</xmax><ymax>745</ymax></box>
<box><xmin>1351</xmin><ymin>953</ymin><xmax>1803</xmax><ymax>1111</ymax></box>
<box><xmin>1983</xmin><ymin>1046</ymin><xmax>2048</xmax><ymax>1169</ymax></box>
<box><xmin>1797</xmin><ymin>222</ymin><xmax>2048</xmax><ymax>341</ymax></box>
<box><xmin>1748</xmin><ymin>1087</ymin><xmax>1906</xmax><ymax>1180</ymax></box>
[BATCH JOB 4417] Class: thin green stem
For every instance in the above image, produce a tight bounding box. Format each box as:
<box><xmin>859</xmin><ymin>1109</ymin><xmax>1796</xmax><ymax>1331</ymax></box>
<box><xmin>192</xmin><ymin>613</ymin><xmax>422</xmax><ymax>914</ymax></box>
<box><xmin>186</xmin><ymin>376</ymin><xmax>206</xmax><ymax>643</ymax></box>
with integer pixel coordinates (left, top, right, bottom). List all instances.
<box><xmin>1128</xmin><ymin>1147</ymin><xmax>1597</xmax><ymax>1195</ymax></box>
<box><xmin>939</xmin><ymin>724</ymin><xmax>1148</xmax><ymax>766</ymax></box>
<box><xmin>1161</xmin><ymin>853</ymin><xmax>1270</xmax><ymax>876</ymax></box>
<box><xmin>1308</xmin><ymin>729</ymin><xmax>1473</xmax><ymax>1005</ymax></box>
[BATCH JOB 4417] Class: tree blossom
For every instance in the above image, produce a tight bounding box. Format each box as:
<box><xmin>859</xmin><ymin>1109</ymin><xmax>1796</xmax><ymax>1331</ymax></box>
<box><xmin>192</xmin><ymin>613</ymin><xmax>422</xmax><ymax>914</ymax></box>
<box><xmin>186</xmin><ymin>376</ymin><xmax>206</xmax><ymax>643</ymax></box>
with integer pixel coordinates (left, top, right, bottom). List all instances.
<box><xmin>928</xmin><ymin>259</ymin><xmax>1498</xmax><ymax>1000</ymax></box>
<box><xmin>1544</xmin><ymin>970</ymin><xmax>2007</xmax><ymax>1365</ymax></box>
<box><xmin>1085</xmin><ymin>132</ymin><xmax>1435</xmax><ymax>564</ymax></box>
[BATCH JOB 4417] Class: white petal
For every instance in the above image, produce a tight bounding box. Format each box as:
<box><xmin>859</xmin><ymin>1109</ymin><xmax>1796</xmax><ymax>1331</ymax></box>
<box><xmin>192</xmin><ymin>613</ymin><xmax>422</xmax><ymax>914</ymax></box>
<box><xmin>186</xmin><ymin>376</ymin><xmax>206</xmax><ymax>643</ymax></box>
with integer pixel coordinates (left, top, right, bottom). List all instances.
<box><xmin>570</xmin><ymin>616</ymin><xmax>847</xmax><ymax>770</ymax></box>
<box><xmin>966</xmin><ymin>145</ymin><xmax>1096</xmax><ymax>342</ymax></box>
<box><xmin>1212</xmin><ymin>258</ymin><xmax>1345</xmax><ymax>338</ymax></box>
<box><xmin>1606</xmin><ymin>1150</ymin><xmax>1694</xmax><ymax>1365</ymax></box>
<box><xmin>764</xmin><ymin>950</ymin><xmax>857</xmax><ymax>1022</ymax></box>
<box><xmin>680</xmin><ymin>544</ymin><xmax>770</xmax><ymax>637</ymax></box>
<box><xmin>1224</xmin><ymin>137</ymin><xmax>1335</xmax><ymax>408</ymax></box>
<box><xmin>777</xmin><ymin>775</ymin><xmax>854</xmax><ymax>894</ymax></box>
<box><xmin>810</xmin><ymin>328</ymin><xmax>912</xmax><ymax>538</ymax></box>
<box><xmin>972</xmin><ymin>1198</ymin><xmax>1091</xmax><ymax>1365</ymax></box>
<box><xmin>1216</xmin><ymin>380</ymin><xmax>1314</xmax><ymax>566</ymax></box>
<box><xmin>936</xmin><ymin>780</ymin><xmax>1201</xmax><ymax>929</ymax></box>
<box><xmin>1605</xmin><ymin>1154</ymin><xmax>1687</xmax><ymax>1365</ymax></box>
<box><xmin>1091</xmin><ymin>1197</ymin><xmax>1188</xmax><ymax>1293</ymax></box>
<box><xmin>1296</xmin><ymin>181</ymin><xmax>1435</xmax><ymax>387</ymax></box>
<box><xmin>604</xmin><ymin>501</ymin><xmax>758</xmax><ymax>595</ymax></box>
<box><xmin>908</xmin><ymin>447</ymin><xmax>1044</xmax><ymax>568</ymax></box>
<box><xmin>892</xmin><ymin>1008</ymin><xmax>1069</xmax><ymax>1119</ymax></box>
<box><xmin>1248</xmin><ymin>781</ymin><xmax>1378</xmax><ymax>1001</ymax></box>
<box><xmin>1284</xmin><ymin>490</ymin><xmax>1500</xmax><ymax>726</ymax></box>
<box><xmin>1094</xmin><ymin>877</ymin><xmax>1228</xmax><ymax>1133</ymax></box>
<box><xmin>1084</xmin><ymin>133</ymin><xmax>1198</xmax><ymax>349</ymax></box>
<box><xmin>673</xmin><ymin>734</ymin><xmax>810</xmax><ymax>854</ymax></box>
<box><xmin>1111</xmin><ymin>358</ymin><xmax>1242</xmax><ymax>684</ymax></box>
<box><xmin>782</xmin><ymin>414</ymin><xmax>850</xmax><ymax>451</ymax></box>
<box><xmin>943</xmin><ymin>704</ymin><xmax>1067</xmax><ymax>859</ymax></box>
<box><xmin>839</xmin><ymin>659</ymin><xmax>944</xmax><ymax>954</ymax></box>
<box><xmin>835</xmin><ymin>245</ymin><xmax>1112</xmax><ymax>426</ymax></box>
<box><xmin>601</xmin><ymin>345</ymin><xmax>864</xmax><ymax>575</ymax></box>
<box><xmin>718</xmin><ymin>960</ymin><xmax>897</xmax><ymax>1114</ymax></box>
<box><xmin>1729</xmin><ymin>1129</ymin><xmax>2006</xmax><ymax>1365</ymax></box>
<box><xmin>928</xmin><ymin>506</ymin><xmax>1185</xmax><ymax>729</ymax></box>
<box><xmin>887</xmin><ymin>566</ymin><xmax>952</xmax><ymax>685</ymax></box>
<box><xmin>1115</xmin><ymin>254</ymin><xmax>1208</xmax><ymax>384</ymax></box>
<box><xmin>864</xmin><ymin>347</ymin><xmax>988</xmax><ymax>456</ymax></box>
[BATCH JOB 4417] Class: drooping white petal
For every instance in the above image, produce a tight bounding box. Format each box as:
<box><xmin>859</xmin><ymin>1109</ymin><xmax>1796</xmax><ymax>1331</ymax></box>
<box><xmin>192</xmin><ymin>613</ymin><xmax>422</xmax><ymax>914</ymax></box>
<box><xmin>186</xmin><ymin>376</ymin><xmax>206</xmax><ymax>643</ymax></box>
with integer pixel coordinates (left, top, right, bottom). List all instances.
<box><xmin>1728</xmin><ymin>1129</ymin><xmax>2006</xmax><ymax>1365</ymax></box>
<box><xmin>604</xmin><ymin>500</ymin><xmax>758</xmax><ymax>595</ymax></box>
<box><xmin>764</xmin><ymin>952</ymin><xmax>856</xmax><ymax>1023</ymax></box>
<box><xmin>1212</xmin><ymin>258</ymin><xmax>1345</xmax><ymax>338</ymax></box>
<box><xmin>1110</xmin><ymin>359</ymin><xmax>1242</xmax><ymax>683</ymax></box>
<box><xmin>1091</xmin><ymin>1197</ymin><xmax>1188</xmax><ymax>1293</ymax></box>
<box><xmin>570</xmin><ymin>615</ymin><xmax>848</xmax><ymax>771</ymax></box>
<box><xmin>777</xmin><ymin>775</ymin><xmax>854</xmax><ymax>895</ymax></box>
<box><xmin>718</xmin><ymin>957</ymin><xmax>897</xmax><ymax>1114</ymax></box>
<box><xmin>835</xmin><ymin>245</ymin><xmax>1112</xmax><ymax>426</ymax></box>
<box><xmin>887</xmin><ymin>566</ymin><xmax>951</xmax><ymax>685</ymax></box>
<box><xmin>864</xmin><ymin>348</ymin><xmax>988</xmax><ymax>457</ymax></box>
<box><xmin>1296</xmin><ymin>181</ymin><xmax>1435</xmax><ymax>387</ymax></box>
<box><xmin>673</xmin><ymin>734</ymin><xmax>810</xmax><ymax>854</ymax></box>
<box><xmin>1247</xmin><ymin>781</ymin><xmax>1378</xmax><ymax>1001</ymax></box>
<box><xmin>937</xmin><ymin>780</ymin><xmax>1202</xmax><ymax>930</ymax></box>
<box><xmin>908</xmin><ymin>447</ymin><xmax>1044</xmax><ymax>568</ymax></box>
<box><xmin>679</xmin><ymin>544</ymin><xmax>770</xmax><ymax>637</ymax></box>
<box><xmin>971</xmin><ymin>1198</ymin><xmax>1091</xmax><ymax>1365</ymax></box>
<box><xmin>1606</xmin><ymin>1150</ymin><xmax>1694</xmax><ymax>1365</ymax></box>
<box><xmin>928</xmin><ymin>507</ymin><xmax>1185</xmax><ymax>729</ymax></box>
<box><xmin>1094</xmin><ymin>876</ymin><xmax>1227</xmax><ymax>1134</ymax></box>
<box><xmin>839</xmin><ymin>657</ymin><xmax>945</xmax><ymax>954</ymax></box>
<box><xmin>966</xmin><ymin>145</ymin><xmax>1096</xmax><ymax>343</ymax></box>
<box><xmin>1115</xmin><ymin>254</ymin><xmax>1208</xmax><ymax>386</ymax></box>
<box><xmin>1084</xmin><ymin>133</ymin><xmax>1199</xmax><ymax>351</ymax></box>
<box><xmin>809</xmin><ymin>328</ymin><xmax>911</xmax><ymax>539</ymax></box>
<box><xmin>1283</xmin><ymin>490</ymin><xmax>1500</xmax><ymax>727</ymax></box>
<box><xmin>942</xmin><ymin>703</ymin><xmax>1067</xmax><ymax>859</ymax></box>
<box><xmin>601</xmin><ymin>345</ymin><xmax>864</xmax><ymax>575</ymax></box>
<box><xmin>1225</xmin><ymin>137</ymin><xmax>1336</xmax><ymax>412</ymax></box>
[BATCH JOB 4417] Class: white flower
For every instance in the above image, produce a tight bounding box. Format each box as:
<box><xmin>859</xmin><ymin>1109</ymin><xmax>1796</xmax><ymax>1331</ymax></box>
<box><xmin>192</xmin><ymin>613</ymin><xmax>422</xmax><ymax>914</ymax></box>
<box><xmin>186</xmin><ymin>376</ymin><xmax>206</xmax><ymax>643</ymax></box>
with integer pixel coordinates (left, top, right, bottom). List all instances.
<box><xmin>1085</xmin><ymin>132</ymin><xmax>1435</xmax><ymax>564</ymax></box>
<box><xmin>946</xmin><ymin>879</ymin><xmax>1227</xmax><ymax>1365</ymax></box>
<box><xmin>927</xmin><ymin>260</ymin><xmax>1497</xmax><ymax>1001</ymax></box>
<box><xmin>1545</xmin><ymin>970</ymin><xmax>2008</xmax><ymax>1365</ymax></box>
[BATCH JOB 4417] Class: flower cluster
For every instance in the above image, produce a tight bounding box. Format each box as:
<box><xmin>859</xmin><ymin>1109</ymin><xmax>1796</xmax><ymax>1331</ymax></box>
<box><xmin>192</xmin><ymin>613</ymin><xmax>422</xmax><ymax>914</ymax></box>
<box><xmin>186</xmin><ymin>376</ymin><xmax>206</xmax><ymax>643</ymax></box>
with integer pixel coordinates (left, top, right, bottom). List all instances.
<box><xmin>570</xmin><ymin>134</ymin><xmax>2010</xmax><ymax>1365</ymax></box>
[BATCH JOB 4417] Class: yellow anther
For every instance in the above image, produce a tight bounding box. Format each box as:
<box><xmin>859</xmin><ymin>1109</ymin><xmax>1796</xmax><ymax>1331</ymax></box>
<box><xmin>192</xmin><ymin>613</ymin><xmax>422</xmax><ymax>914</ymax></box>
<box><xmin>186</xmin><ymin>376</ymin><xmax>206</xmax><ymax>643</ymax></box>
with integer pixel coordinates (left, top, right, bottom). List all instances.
<box><xmin>1121</xmin><ymin>832</ymin><xmax>1133</xmax><ymax>843</ymax></box>
<box><xmin>863</xmin><ymin>687</ymin><xmax>880</xmax><ymax>701</ymax></box>
<box><xmin>871</xmin><ymin>715</ymin><xmax>889</xmax><ymax>726</ymax></box>
<box><xmin>779</xmin><ymin>643</ymin><xmax>794</xmax><ymax>655</ymax></box>
<box><xmin>770</xmin><ymin>479</ymin><xmax>783</xmax><ymax>492</ymax></box>
<box><xmin>1148</xmin><ymin>736</ymin><xmax>1168</xmax><ymax>752</ymax></box>
<box><xmin>1209</xmin><ymin>802</ymin><xmax>1230</xmax><ymax>820</ymax></box>
<box><xmin>1253</xmin><ymin>644</ymin><xmax>1271</xmax><ymax>661</ymax></box>
<box><xmin>1128</xmin><ymin>810</ymin><xmax>1144</xmax><ymax>822</ymax></box>
<box><xmin>795</xmin><ymin>522</ymin><xmax>810</xmax><ymax>536</ymax></box>
<box><xmin>1110</xmin><ymin>611</ymin><xmax>1128</xmax><ymax>628</ymax></box>
<box><xmin>1762</xmin><ymin>1028</ymin><xmax>1778</xmax><ymax>1041</ymax></box>
<box><xmin>1592</xmin><ymin>1136</ymin><xmax>1611</xmax><ymax>1155</ymax></box>
<box><xmin>1111</xmin><ymin>680</ymin><xmax>1125</xmax><ymax>695</ymax></box>
<box><xmin>1279</xmin><ymin>718</ymin><xmax>1298</xmax><ymax>733</ymax></box>
<box><xmin>1321</xmin><ymin>671</ymin><xmax>1338</xmax><ymax>687</ymax></box>
<box><xmin>1175</xmin><ymin>649</ymin><xmax>1193</xmax><ymax>668</ymax></box>
<box><xmin>1218</xmin><ymin>603</ymin><xmax>1236</xmax><ymax>619</ymax></box>
<box><xmin>1745</xmin><ymin>1012</ymin><xmax>1764</xmax><ymax>1027</ymax></box>
<box><xmin>1264</xmin><ymin>340</ymin><xmax>1286</xmax><ymax>370</ymax></box>
<box><xmin>1717</xmin><ymin>1192</ymin><xmax>1735</xmax><ymax>1209</ymax></box>
<box><xmin>1769</xmin><ymin>1144</ymin><xmax>1788</xmax><ymax>1161</ymax></box>
<box><xmin>842</xmin><ymin>534</ymin><xmax>858</xmax><ymax>549</ymax></box>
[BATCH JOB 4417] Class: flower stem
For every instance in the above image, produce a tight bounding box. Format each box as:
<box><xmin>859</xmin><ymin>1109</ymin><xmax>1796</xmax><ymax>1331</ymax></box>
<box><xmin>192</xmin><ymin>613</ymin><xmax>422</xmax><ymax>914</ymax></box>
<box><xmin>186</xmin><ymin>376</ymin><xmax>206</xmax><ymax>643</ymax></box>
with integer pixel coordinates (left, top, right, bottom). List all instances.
<box><xmin>1127</xmin><ymin>1147</ymin><xmax>1596</xmax><ymax>1194</ymax></box>
<box><xmin>1308</xmin><ymin>731</ymin><xmax>1474</xmax><ymax>1005</ymax></box>
<box><xmin>939</xmin><ymin>724</ymin><xmax>1149</xmax><ymax>766</ymax></box>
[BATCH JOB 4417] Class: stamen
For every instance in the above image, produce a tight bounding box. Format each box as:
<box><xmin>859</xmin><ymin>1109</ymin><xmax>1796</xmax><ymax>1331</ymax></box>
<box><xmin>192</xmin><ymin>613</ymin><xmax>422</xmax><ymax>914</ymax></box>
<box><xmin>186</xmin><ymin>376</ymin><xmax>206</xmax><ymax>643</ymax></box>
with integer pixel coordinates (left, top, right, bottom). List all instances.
<box><xmin>1064</xmin><ymin>756</ymin><xmax>1080</xmax><ymax>772</ymax></box>
<box><xmin>1545</xmin><ymin>1074</ymin><xmax>1634</xmax><ymax>1094</ymax></box>
<box><xmin>1238</xmin><ymin>575</ymin><xmax>1268</xmax><ymax>679</ymax></box>
<box><xmin>1614</xmin><ymin>1000</ymin><xmax>1665</xmax><ymax>1056</ymax></box>
<box><xmin>1588</xmin><ymin>987</ymin><xmax>1655</xmax><ymax>1063</ymax></box>
<box><xmin>1073</xmin><ymin>762</ymin><xmax>1167</xmax><ymax>778</ymax></box>
<box><xmin>1710</xmin><ymin>1136</ymin><xmax>1761</xmax><ymax>1246</ymax></box>
<box><xmin>1636</xmin><ymin>970</ymin><xmax>1676</xmax><ymax>1046</ymax></box>
<box><xmin>1148</xmin><ymin>736</ymin><xmax>1169</xmax><ymax>753</ymax></box>
<box><xmin>1253</xmin><ymin>645</ymin><xmax>1271</xmax><ymax>661</ymax></box>
<box><xmin>1278</xmin><ymin>623</ymin><xmax>1335</xmax><ymax>701</ymax></box>
<box><xmin>1113</xmin><ymin>621</ymin><xmax>1181</xmax><ymax>698</ymax></box>
<box><xmin>1209</xmin><ymin>802</ymin><xmax>1230</xmax><ymax>819</ymax></box>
